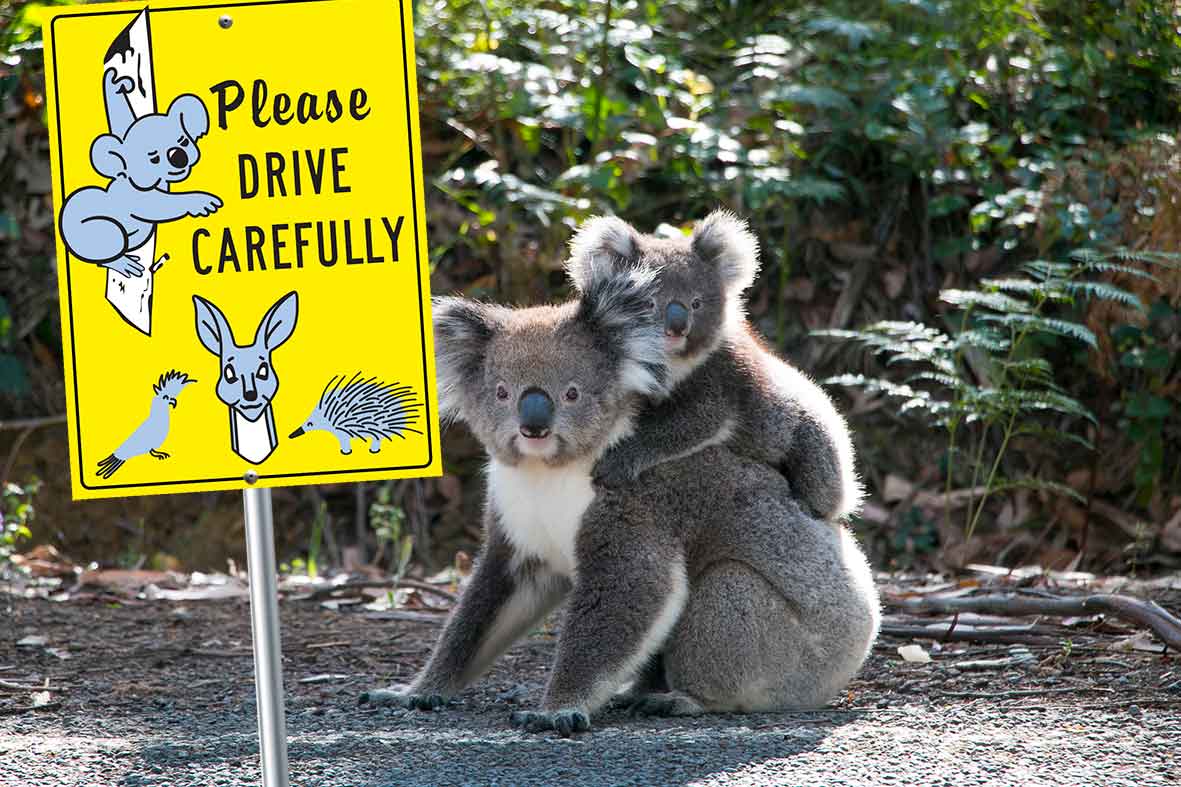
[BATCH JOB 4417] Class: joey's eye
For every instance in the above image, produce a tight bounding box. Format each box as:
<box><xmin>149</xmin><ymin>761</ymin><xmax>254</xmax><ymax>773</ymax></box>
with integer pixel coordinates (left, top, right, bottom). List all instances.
<box><xmin>496</xmin><ymin>383</ymin><xmax>509</xmax><ymax>401</ymax></box>
<box><xmin>223</xmin><ymin>364</ymin><xmax>237</xmax><ymax>383</ymax></box>
<box><xmin>257</xmin><ymin>362</ymin><xmax>270</xmax><ymax>380</ymax></box>
<box><xmin>565</xmin><ymin>386</ymin><xmax>580</xmax><ymax>402</ymax></box>
<box><xmin>645</xmin><ymin>298</ymin><xmax>657</xmax><ymax>311</ymax></box>
<box><xmin>180</xmin><ymin>138</ymin><xmax>190</xmax><ymax>148</ymax></box>
<box><xmin>692</xmin><ymin>297</ymin><xmax>703</xmax><ymax>310</ymax></box>
<box><xmin>149</xmin><ymin>154</ymin><xmax>160</xmax><ymax>164</ymax></box>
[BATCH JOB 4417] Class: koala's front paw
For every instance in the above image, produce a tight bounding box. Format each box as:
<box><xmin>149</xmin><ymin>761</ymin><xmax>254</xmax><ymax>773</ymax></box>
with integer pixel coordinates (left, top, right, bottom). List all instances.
<box><xmin>102</xmin><ymin>256</ymin><xmax>145</xmax><ymax>279</ymax></box>
<box><xmin>186</xmin><ymin>192</ymin><xmax>223</xmax><ymax>217</ymax></box>
<box><xmin>509</xmin><ymin>707</ymin><xmax>591</xmax><ymax>737</ymax></box>
<box><xmin>358</xmin><ymin>687</ymin><xmax>449</xmax><ymax>711</ymax></box>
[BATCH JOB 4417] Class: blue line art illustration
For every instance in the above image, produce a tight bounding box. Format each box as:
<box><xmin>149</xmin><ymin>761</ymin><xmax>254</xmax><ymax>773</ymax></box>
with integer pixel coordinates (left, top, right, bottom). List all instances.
<box><xmin>96</xmin><ymin>369</ymin><xmax>196</xmax><ymax>479</ymax></box>
<box><xmin>289</xmin><ymin>373</ymin><xmax>423</xmax><ymax>455</ymax></box>
<box><xmin>192</xmin><ymin>291</ymin><xmax>299</xmax><ymax>465</ymax></box>
<box><xmin>58</xmin><ymin>10</ymin><xmax>222</xmax><ymax>335</ymax></box>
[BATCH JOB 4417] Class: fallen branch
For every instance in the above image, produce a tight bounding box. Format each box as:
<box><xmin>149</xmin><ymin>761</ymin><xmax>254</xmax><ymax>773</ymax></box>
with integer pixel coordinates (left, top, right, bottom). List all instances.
<box><xmin>0</xmin><ymin>680</ymin><xmax>49</xmax><ymax>692</ymax></box>
<box><xmin>0</xmin><ymin>415</ymin><xmax>67</xmax><ymax>431</ymax></box>
<box><xmin>886</xmin><ymin>593</ymin><xmax>1181</xmax><ymax>651</ymax></box>
<box><xmin>294</xmin><ymin>578</ymin><xmax>457</xmax><ymax>604</ymax></box>
<box><xmin>937</xmin><ymin>687</ymin><xmax>1114</xmax><ymax>700</ymax></box>
<box><xmin>880</xmin><ymin>623</ymin><xmax>1059</xmax><ymax>646</ymax></box>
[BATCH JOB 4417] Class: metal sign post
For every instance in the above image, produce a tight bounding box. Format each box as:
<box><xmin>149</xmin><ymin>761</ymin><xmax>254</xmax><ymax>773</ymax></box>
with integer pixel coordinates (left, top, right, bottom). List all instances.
<box><xmin>243</xmin><ymin>486</ymin><xmax>290</xmax><ymax>787</ymax></box>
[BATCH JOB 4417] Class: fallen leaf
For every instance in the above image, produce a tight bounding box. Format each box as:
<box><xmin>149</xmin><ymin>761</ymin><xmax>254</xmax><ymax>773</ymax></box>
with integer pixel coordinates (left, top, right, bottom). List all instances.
<box><xmin>897</xmin><ymin>644</ymin><xmax>931</xmax><ymax>663</ymax></box>
<box><xmin>31</xmin><ymin>691</ymin><xmax>51</xmax><ymax>708</ymax></box>
<box><xmin>16</xmin><ymin>636</ymin><xmax>47</xmax><ymax>648</ymax></box>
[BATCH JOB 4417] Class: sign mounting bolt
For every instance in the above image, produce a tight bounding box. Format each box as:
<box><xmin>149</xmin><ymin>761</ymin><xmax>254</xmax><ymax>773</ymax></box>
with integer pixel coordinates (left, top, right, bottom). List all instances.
<box><xmin>219</xmin><ymin>15</ymin><xmax>233</xmax><ymax>29</ymax></box>
<box><xmin>244</xmin><ymin>470</ymin><xmax>258</xmax><ymax>484</ymax></box>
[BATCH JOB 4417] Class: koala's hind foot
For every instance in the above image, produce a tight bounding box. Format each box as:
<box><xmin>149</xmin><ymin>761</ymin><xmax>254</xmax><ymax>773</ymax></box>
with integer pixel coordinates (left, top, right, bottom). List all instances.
<box><xmin>509</xmin><ymin>707</ymin><xmax>591</xmax><ymax>737</ymax></box>
<box><xmin>625</xmin><ymin>691</ymin><xmax>706</xmax><ymax>718</ymax></box>
<box><xmin>358</xmin><ymin>687</ymin><xmax>449</xmax><ymax>711</ymax></box>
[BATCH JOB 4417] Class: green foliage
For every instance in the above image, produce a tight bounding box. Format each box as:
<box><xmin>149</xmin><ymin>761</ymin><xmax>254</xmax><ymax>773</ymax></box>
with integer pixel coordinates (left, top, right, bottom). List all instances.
<box><xmin>820</xmin><ymin>247</ymin><xmax>1178</xmax><ymax>542</ymax></box>
<box><xmin>370</xmin><ymin>484</ymin><xmax>413</xmax><ymax>581</ymax></box>
<box><xmin>1</xmin><ymin>478</ymin><xmax>40</xmax><ymax>568</ymax></box>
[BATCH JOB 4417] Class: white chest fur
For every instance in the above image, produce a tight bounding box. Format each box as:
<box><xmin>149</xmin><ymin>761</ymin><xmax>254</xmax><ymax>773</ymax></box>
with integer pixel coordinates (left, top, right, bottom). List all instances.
<box><xmin>486</xmin><ymin>458</ymin><xmax>596</xmax><ymax>577</ymax></box>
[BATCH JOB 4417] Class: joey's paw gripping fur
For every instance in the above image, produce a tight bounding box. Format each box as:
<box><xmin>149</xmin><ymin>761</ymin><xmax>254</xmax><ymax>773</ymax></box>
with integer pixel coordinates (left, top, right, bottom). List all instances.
<box><xmin>509</xmin><ymin>708</ymin><xmax>591</xmax><ymax>737</ymax></box>
<box><xmin>358</xmin><ymin>688</ymin><xmax>449</xmax><ymax>711</ymax></box>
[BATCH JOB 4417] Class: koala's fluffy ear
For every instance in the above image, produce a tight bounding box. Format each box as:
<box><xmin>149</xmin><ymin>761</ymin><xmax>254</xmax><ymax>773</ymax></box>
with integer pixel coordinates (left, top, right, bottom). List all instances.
<box><xmin>432</xmin><ymin>297</ymin><xmax>505</xmax><ymax>421</ymax></box>
<box><xmin>565</xmin><ymin>216</ymin><xmax>642</xmax><ymax>293</ymax></box>
<box><xmin>90</xmin><ymin>134</ymin><xmax>127</xmax><ymax>179</ymax></box>
<box><xmin>691</xmin><ymin>210</ymin><xmax>760</xmax><ymax>294</ymax></box>
<box><xmin>576</xmin><ymin>264</ymin><xmax>667</xmax><ymax>398</ymax></box>
<box><xmin>169</xmin><ymin>94</ymin><xmax>210</xmax><ymax>140</ymax></box>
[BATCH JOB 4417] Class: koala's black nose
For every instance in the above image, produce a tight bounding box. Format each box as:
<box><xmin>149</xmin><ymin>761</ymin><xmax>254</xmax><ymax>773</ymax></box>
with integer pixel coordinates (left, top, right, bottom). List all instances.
<box><xmin>518</xmin><ymin>388</ymin><xmax>554</xmax><ymax>438</ymax></box>
<box><xmin>665</xmin><ymin>301</ymin><xmax>690</xmax><ymax>337</ymax></box>
<box><xmin>167</xmin><ymin>147</ymin><xmax>188</xmax><ymax>168</ymax></box>
<box><xmin>243</xmin><ymin>387</ymin><xmax>258</xmax><ymax>402</ymax></box>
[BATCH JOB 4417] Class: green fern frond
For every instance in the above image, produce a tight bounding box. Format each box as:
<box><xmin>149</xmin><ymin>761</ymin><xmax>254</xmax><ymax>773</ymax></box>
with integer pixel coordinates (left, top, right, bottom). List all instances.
<box><xmin>1020</xmin><ymin>260</ymin><xmax>1073</xmax><ymax>281</ymax></box>
<box><xmin>955</xmin><ymin>329</ymin><xmax>1011</xmax><ymax>352</ymax></box>
<box><xmin>1060</xmin><ymin>280</ymin><xmax>1144</xmax><ymax>308</ymax></box>
<box><xmin>977</xmin><ymin>313</ymin><xmax>1097</xmax><ymax>348</ymax></box>
<box><xmin>941</xmin><ymin>289</ymin><xmax>1033</xmax><ymax>313</ymax></box>
<box><xmin>998</xmin><ymin>357</ymin><xmax>1055</xmax><ymax>382</ymax></box>
<box><xmin>1013</xmin><ymin>424</ymin><xmax>1095</xmax><ymax>451</ymax></box>
<box><xmin>992</xmin><ymin>389</ymin><xmax>1096</xmax><ymax>422</ymax></box>
<box><xmin>989</xmin><ymin>477</ymin><xmax>1087</xmax><ymax>504</ymax></box>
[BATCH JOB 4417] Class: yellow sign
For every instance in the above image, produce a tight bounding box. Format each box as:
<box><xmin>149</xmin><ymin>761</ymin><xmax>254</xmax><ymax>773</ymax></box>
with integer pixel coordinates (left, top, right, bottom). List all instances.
<box><xmin>43</xmin><ymin>0</ymin><xmax>441</xmax><ymax>499</ymax></box>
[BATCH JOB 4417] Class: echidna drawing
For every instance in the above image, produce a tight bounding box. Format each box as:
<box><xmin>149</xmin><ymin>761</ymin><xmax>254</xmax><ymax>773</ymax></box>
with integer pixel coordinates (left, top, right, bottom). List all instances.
<box><xmin>289</xmin><ymin>373</ymin><xmax>423</xmax><ymax>455</ymax></box>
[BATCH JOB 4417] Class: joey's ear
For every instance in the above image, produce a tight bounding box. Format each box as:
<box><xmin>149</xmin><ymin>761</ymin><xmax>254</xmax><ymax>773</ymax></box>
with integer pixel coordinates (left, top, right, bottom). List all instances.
<box><xmin>565</xmin><ymin>215</ymin><xmax>643</xmax><ymax>293</ymax></box>
<box><xmin>432</xmin><ymin>297</ymin><xmax>504</xmax><ymax>421</ymax></box>
<box><xmin>169</xmin><ymin>94</ymin><xmax>210</xmax><ymax>140</ymax></box>
<box><xmin>691</xmin><ymin>209</ymin><xmax>760</xmax><ymax>294</ymax></box>
<box><xmin>90</xmin><ymin>134</ymin><xmax>127</xmax><ymax>178</ymax></box>
<box><xmin>577</xmin><ymin>264</ymin><xmax>667</xmax><ymax>398</ymax></box>
<box><xmin>256</xmin><ymin>291</ymin><xmax>299</xmax><ymax>351</ymax></box>
<box><xmin>193</xmin><ymin>295</ymin><xmax>233</xmax><ymax>356</ymax></box>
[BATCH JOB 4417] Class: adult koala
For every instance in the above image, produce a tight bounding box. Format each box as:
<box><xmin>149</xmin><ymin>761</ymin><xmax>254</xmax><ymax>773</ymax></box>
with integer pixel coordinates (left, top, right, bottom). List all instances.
<box><xmin>59</xmin><ymin>68</ymin><xmax>222</xmax><ymax>278</ymax></box>
<box><xmin>361</xmin><ymin>264</ymin><xmax>879</xmax><ymax>735</ymax></box>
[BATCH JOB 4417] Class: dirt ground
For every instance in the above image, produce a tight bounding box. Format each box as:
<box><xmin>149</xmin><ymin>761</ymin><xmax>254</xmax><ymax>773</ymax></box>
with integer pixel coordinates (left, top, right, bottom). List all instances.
<box><xmin>1</xmin><ymin>587</ymin><xmax>1180</xmax><ymax>787</ymax></box>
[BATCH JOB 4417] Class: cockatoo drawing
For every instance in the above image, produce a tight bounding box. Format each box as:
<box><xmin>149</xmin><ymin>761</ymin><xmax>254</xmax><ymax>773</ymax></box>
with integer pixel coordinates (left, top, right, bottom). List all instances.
<box><xmin>96</xmin><ymin>370</ymin><xmax>196</xmax><ymax>479</ymax></box>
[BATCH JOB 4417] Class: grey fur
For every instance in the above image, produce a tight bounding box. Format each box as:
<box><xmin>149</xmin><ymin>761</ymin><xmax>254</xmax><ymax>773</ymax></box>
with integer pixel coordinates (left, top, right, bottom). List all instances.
<box><xmin>567</xmin><ymin>210</ymin><xmax>863</xmax><ymax>523</ymax></box>
<box><xmin>360</xmin><ymin>271</ymin><xmax>879</xmax><ymax>735</ymax></box>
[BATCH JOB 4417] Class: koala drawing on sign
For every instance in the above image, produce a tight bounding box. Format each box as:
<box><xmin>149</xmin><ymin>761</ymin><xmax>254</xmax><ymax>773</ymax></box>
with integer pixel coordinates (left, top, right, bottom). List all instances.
<box><xmin>359</xmin><ymin>263</ymin><xmax>880</xmax><ymax>735</ymax></box>
<box><xmin>566</xmin><ymin>211</ymin><xmax>863</xmax><ymax>525</ymax></box>
<box><xmin>59</xmin><ymin>68</ymin><xmax>222</xmax><ymax>279</ymax></box>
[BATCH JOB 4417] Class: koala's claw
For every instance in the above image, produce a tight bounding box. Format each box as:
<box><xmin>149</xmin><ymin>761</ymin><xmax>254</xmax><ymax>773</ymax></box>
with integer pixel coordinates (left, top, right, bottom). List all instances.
<box><xmin>104</xmin><ymin>68</ymin><xmax>135</xmax><ymax>94</ymax></box>
<box><xmin>102</xmin><ymin>257</ymin><xmax>145</xmax><ymax>278</ymax></box>
<box><xmin>509</xmin><ymin>708</ymin><xmax>591</xmax><ymax>737</ymax></box>
<box><xmin>358</xmin><ymin>688</ymin><xmax>448</xmax><ymax>711</ymax></box>
<box><xmin>187</xmin><ymin>193</ymin><xmax>223</xmax><ymax>217</ymax></box>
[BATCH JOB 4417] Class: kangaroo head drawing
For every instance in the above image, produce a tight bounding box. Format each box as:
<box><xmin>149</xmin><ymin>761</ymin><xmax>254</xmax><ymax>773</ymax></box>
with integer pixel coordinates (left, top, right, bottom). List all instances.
<box><xmin>192</xmin><ymin>292</ymin><xmax>299</xmax><ymax>422</ymax></box>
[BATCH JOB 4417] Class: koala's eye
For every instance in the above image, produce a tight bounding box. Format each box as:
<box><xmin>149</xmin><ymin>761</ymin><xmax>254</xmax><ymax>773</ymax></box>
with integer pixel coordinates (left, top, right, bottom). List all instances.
<box><xmin>645</xmin><ymin>298</ymin><xmax>657</xmax><ymax>311</ymax></box>
<box><xmin>495</xmin><ymin>383</ymin><xmax>509</xmax><ymax>401</ymax></box>
<box><xmin>224</xmin><ymin>364</ymin><xmax>237</xmax><ymax>383</ymax></box>
<box><xmin>692</xmin><ymin>297</ymin><xmax>703</xmax><ymax>310</ymax></box>
<box><xmin>564</xmin><ymin>386</ymin><xmax>580</xmax><ymax>402</ymax></box>
<box><xmin>149</xmin><ymin>154</ymin><xmax>160</xmax><ymax>164</ymax></box>
<box><xmin>257</xmin><ymin>362</ymin><xmax>270</xmax><ymax>380</ymax></box>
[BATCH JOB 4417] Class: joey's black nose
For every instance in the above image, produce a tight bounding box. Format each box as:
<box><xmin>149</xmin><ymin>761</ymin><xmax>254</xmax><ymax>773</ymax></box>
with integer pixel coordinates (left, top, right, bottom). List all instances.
<box><xmin>518</xmin><ymin>387</ymin><xmax>554</xmax><ymax>438</ymax></box>
<box><xmin>665</xmin><ymin>301</ymin><xmax>690</xmax><ymax>337</ymax></box>
<box><xmin>167</xmin><ymin>147</ymin><xmax>188</xmax><ymax>168</ymax></box>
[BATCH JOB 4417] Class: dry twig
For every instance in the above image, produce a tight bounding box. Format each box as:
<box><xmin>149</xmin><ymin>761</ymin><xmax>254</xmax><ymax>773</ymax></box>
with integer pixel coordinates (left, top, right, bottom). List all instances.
<box><xmin>887</xmin><ymin>593</ymin><xmax>1181</xmax><ymax>651</ymax></box>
